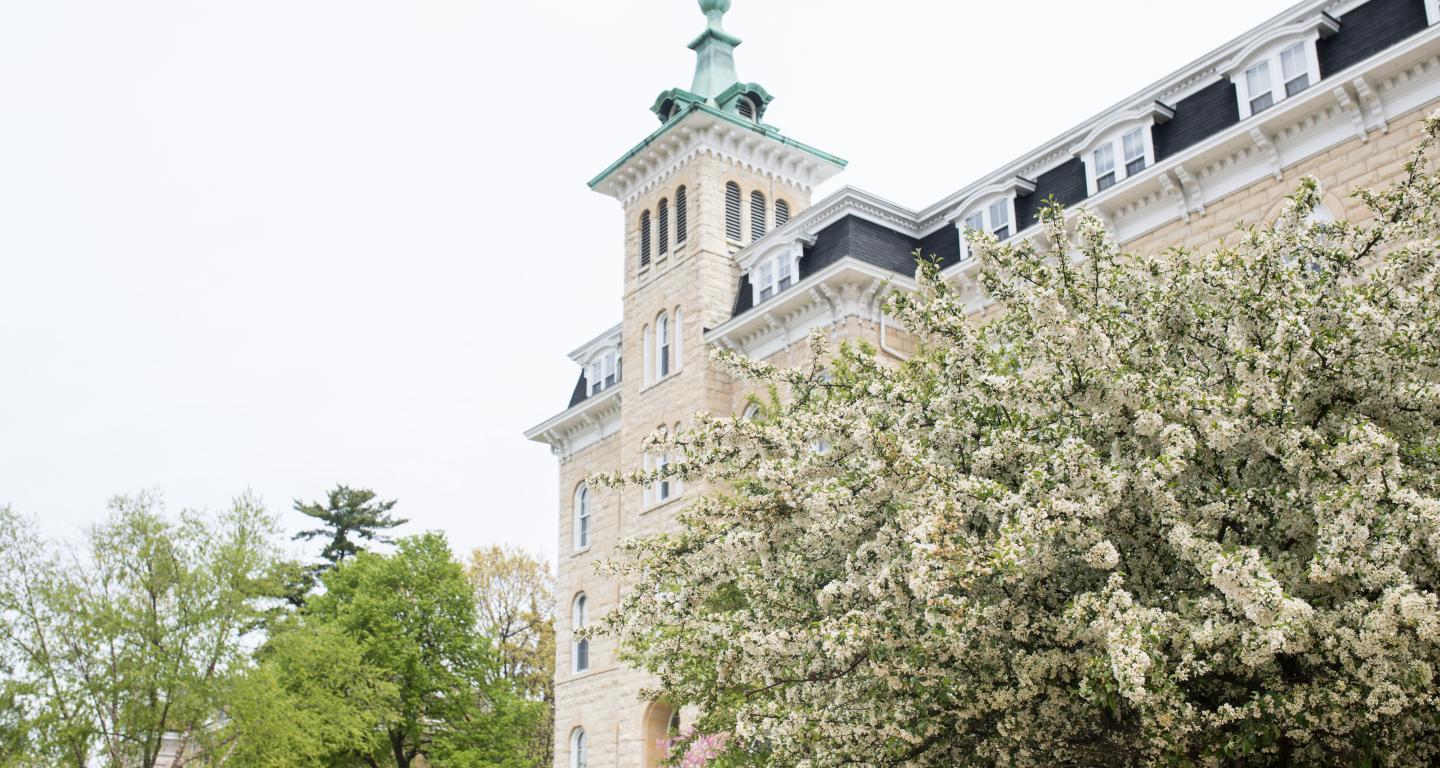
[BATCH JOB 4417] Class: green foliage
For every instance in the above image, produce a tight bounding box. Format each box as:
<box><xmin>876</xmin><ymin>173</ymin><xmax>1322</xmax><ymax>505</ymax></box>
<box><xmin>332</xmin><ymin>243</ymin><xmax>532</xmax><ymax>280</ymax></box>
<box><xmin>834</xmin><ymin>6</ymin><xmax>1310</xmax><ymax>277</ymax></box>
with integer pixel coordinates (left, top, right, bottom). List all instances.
<box><xmin>0</xmin><ymin>494</ymin><xmax>291</xmax><ymax>768</ymax></box>
<box><xmin>239</xmin><ymin>533</ymin><xmax>543</xmax><ymax>768</ymax></box>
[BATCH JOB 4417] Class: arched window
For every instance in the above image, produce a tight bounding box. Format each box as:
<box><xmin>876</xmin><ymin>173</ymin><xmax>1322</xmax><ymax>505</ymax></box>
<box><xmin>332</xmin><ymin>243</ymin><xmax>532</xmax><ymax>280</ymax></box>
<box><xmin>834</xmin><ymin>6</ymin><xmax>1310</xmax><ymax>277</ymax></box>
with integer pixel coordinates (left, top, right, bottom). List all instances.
<box><xmin>725</xmin><ymin>182</ymin><xmax>743</xmax><ymax>242</ymax></box>
<box><xmin>640</xmin><ymin>210</ymin><xmax>652</xmax><ymax>267</ymax></box>
<box><xmin>742</xmin><ymin>402</ymin><xmax>761</xmax><ymax>421</ymax></box>
<box><xmin>775</xmin><ymin>199</ymin><xmax>790</xmax><ymax>227</ymax></box>
<box><xmin>673</xmin><ymin>308</ymin><xmax>683</xmax><ymax>373</ymax></box>
<box><xmin>675</xmin><ymin>186</ymin><xmax>688</xmax><ymax>244</ymax></box>
<box><xmin>642</xmin><ymin>324</ymin><xmax>653</xmax><ymax>385</ymax></box>
<box><xmin>643</xmin><ymin>703</ymin><xmax>680</xmax><ymax>768</ymax></box>
<box><xmin>655</xmin><ymin>425</ymin><xmax>672</xmax><ymax>503</ymax></box>
<box><xmin>658</xmin><ymin>198</ymin><xmax>670</xmax><ymax>256</ymax></box>
<box><xmin>572</xmin><ymin>594</ymin><xmax>589</xmax><ymax>673</ymax></box>
<box><xmin>737</xmin><ymin>96</ymin><xmax>755</xmax><ymax>120</ymax></box>
<box><xmin>750</xmin><ymin>190</ymin><xmax>767</xmax><ymax>241</ymax></box>
<box><xmin>574</xmin><ymin>484</ymin><xmax>591</xmax><ymax>550</ymax></box>
<box><xmin>571</xmin><ymin>728</ymin><xmax>587</xmax><ymax>768</ymax></box>
<box><xmin>656</xmin><ymin>313</ymin><xmax>671</xmax><ymax>378</ymax></box>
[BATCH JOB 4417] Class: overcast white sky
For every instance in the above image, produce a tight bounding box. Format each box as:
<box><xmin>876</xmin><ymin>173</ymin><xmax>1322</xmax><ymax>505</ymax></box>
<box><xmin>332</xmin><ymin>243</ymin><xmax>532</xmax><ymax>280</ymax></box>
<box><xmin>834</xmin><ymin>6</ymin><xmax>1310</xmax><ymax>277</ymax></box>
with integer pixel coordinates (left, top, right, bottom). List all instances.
<box><xmin>0</xmin><ymin>0</ymin><xmax>1298</xmax><ymax>565</ymax></box>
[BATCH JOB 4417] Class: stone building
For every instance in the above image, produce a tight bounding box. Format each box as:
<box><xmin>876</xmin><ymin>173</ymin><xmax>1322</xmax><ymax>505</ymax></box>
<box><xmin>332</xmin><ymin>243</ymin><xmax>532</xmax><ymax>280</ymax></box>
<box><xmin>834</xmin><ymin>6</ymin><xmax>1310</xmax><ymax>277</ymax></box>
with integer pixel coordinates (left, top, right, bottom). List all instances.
<box><xmin>525</xmin><ymin>1</ymin><xmax>1440</xmax><ymax>765</ymax></box>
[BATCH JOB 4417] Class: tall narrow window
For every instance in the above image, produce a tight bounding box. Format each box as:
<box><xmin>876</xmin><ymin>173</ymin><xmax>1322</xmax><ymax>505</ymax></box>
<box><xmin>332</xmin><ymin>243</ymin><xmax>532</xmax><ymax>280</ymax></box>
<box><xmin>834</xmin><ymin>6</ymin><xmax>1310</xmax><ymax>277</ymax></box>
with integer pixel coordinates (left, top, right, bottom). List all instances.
<box><xmin>1093</xmin><ymin>144</ymin><xmax>1116</xmax><ymax>192</ymax></box>
<box><xmin>657</xmin><ymin>427</ymin><xmax>672</xmax><ymax>502</ymax></box>
<box><xmin>574</xmin><ymin>485</ymin><xmax>591</xmax><ymax>549</ymax></box>
<box><xmin>963</xmin><ymin>211</ymin><xmax>984</xmax><ymax>235</ymax></box>
<box><xmin>673</xmin><ymin>309</ymin><xmax>683</xmax><ymax>372</ymax></box>
<box><xmin>775</xmin><ymin>199</ymin><xmax>790</xmax><ymax>226</ymax></box>
<box><xmin>640</xmin><ymin>210</ymin><xmax>652</xmax><ymax>267</ymax></box>
<box><xmin>572</xmin><ymin>594</ymin><xmax>589</xmax><ymax>672</ymax></box>
<box><xmin>750</xmin><ymin>190</ymin><xmax>767</xmax><ymax>241</ymax></box>
<box><xmin>757</xmin><ymin>261</ymin><xmax>774</xmax><ymax>302</ymax></box>
<box><xmin>1280</xmin><ymin>43</ymin><xmax>1309</xmax><ymax>97</ymax></box>
<box><xmin>1246</xmin><ymin>60</ymin><xmax>1274</xmax><ymax>114</ymax></box>
<box><xmin>589</xmin><ymin>360</ymin><xmax>601</xmax><ymax>395</ymax></box>
<box><xmin>603</xmin><ymin>351</ymin><xmax>617</xmax><ymax>388</ymax></box>
<box><xmin>675</xmin><ymin>186</ymin><xmax>688</xmax><ymax>244</ymax></box>
<box><xmin>571</xmin><ymin>729</ymin><xmax>587</xmax><ymax>768</ymax></box>
<box><xmin>725</xmin><ymin>183</ymin><xmax>743</xmax><ymax>241</ymax></box>
<box><xmin>1122</xmin><ymin>128</ymin><xmax>1146</xmax><ymax>177</ymax></box>
<box><xmin>988</xmin><ymin>200</ymin><xmax>1010</xmax><ymax>240</ymax></box>
<box><xmin>656</xmin><ymin>313</ymin><xmax>671</xmax><ymax>378</ymax></box>
<box><xmin>777</xmin><ymin>255</ymin><xmax>792</xmax><ymax>291</ymax></box>
<box><xmin>657</xmin><ymin>198</ymin><xmax>670</xmax><ymax>256</ymax></box>
<box><xmin>642</xmin><ymin>325</ymin><xmax>652</xmax><ymax>385</ymax></box>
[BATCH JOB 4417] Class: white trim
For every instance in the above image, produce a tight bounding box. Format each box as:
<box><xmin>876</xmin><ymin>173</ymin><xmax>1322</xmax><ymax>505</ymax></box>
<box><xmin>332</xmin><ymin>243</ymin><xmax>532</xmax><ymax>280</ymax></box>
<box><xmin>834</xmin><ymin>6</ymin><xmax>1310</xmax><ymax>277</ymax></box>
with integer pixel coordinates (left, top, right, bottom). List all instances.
<box><xmin>573</xmin><ymin>484</ymin><xmax>591</xmax><ymax>550</ymax></box>
<box><xmin>1428</xmin><ymin>0</ymin><xmax>1439</xmax><ymax>26</ymax></box>
<box><xmin>570</xmin><ymin>728</ymin><xmax>587</xmax><ymax>768</ymax></box>
<box><xmin>1231</xmin><ymin>30</ymin><xmax>1330</xmax><ymax>119</ymax></box>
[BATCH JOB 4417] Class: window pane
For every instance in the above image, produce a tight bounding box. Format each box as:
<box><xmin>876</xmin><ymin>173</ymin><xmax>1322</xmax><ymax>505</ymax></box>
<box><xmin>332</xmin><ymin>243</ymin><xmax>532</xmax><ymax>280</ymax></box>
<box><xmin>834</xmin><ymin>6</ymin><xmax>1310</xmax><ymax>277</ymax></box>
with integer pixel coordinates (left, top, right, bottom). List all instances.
<box><xmin>1122</xmin><ymin>129</ymin><xmax>1144</xmax><ymax>162</ymax></box>
<box><xmin>1096</xmin><ymin>172</ymin><xmax>1116</xmax><ymax>192</ymax></box>
<box><xmin>993</xmin><ymin>225</ymin><xmax>1010</xmax><ymax>240</ymax></box>
<box><xmin>576</xmin><ymin>639</ymin><xmax>589</xmax><ymax>671</ymax></box>
<box><xmin>1246</xmin><ymin>61</ymin><xmax>1271</xmax><ymax>103</ymax></box>
<box><xmin>778</xmin><ymin>276</ymin><xmax>791</xmax><ymax>290</ymax></box>
<box><xmin>1093</xmin><ymin>144</ymin><xmax>1114</xmax><ymax>176</ymax></box>
<box><xmin>1250</xmin><ymin>92</ymin><xmax>1274</xmax><ymax>114</ymax></box>
<box><xmin>988</xmin><ymin>199</ymin><xmax>1009</xmax><ymax>229</ymax></box>
<box><xmin>964</xmin><ymin>212</ymin><xmax>984</xmax><ymax>232</ymax></box>
<box><xmin>1280</xmin><ymin>43</ymin><xmax>1306</xmax><ymax>81</ymax></box>
<box><xmin>1125</xmin><ymin>157</ymin><xmax>1146</xmax><ymax>176</ymax></box>
<box><xmin>1284</xmin><ymin>73</ymin><xmax>1309</xmax><ymax>97</ymax></box>
<box><xmin>759</xmin><ymin>286</ymin><xmax>773</xmax><ymax>301</ymax></box>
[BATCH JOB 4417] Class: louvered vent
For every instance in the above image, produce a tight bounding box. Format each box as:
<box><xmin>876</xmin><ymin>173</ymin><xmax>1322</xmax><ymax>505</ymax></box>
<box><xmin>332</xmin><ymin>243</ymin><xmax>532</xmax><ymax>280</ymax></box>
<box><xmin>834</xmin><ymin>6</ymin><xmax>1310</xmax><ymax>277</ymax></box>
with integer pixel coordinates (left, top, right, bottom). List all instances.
<box><xmin>640</xmin><ymin>210</ymin><xmax>652</xmax><ymax>267</ymax></box>
<box><xmin>675</xmin><ymin>186</ymin><xmax>688</xmax><ymax>243</ymax></box>
<box><xmin>725</xmin><ymin>183</ymin><xmax>742</xmax><ymax>242</ymax></box>
<box><xmin>737</xmin><ymin>97</ymin><xmax>755</xmax><ymax>120</ymax></box>
<box><xmin>658</xmin><ymin>198</ymin><xmax>669</xmax><ymax>255</ymax></box>
<box><xmin>750</xmin><ymin>190</ymin><xmax>767</xmax><ymax>241</ymax></box>
<box><xmin>775</xmin><ymin>199</ymin><xmax>790</xmax><ymax>227</ymax></box>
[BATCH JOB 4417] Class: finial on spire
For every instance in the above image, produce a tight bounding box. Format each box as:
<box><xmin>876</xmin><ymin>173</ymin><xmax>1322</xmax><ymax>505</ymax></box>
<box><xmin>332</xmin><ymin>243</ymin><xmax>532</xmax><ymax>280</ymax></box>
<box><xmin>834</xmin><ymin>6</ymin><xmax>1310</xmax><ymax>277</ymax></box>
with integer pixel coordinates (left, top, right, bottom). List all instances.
<box><xmin>689</xmin><ymin>0</ymin><xmax>741</xmax><ymax>101</ymax></box>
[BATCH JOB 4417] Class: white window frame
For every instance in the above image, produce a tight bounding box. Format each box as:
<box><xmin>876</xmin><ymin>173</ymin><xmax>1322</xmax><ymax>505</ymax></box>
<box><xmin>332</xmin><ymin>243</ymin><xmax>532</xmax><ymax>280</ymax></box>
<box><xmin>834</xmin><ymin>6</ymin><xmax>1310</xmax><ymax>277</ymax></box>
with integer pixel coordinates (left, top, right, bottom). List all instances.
<box><xmin>957</xmin><ymin>196</ymin><xmax>1018</xmax><ymax>261</ymax></box>
<box><xmin>751</xmin><ymin>248</ymin><xmax>799</xmax><ymax>304</ymax></box>
<box><xmin>571</xmin><ymin>728</ymin><xmax>587</xmax><ymax>768</ymax></box>
<box><xmin>573</xmin><ymin>484</ymin><xmax>590</xmax><ymax>550</ymax></box>
<box><xmin>1428</xmin><ymin>0</ymin><xmax>1439</xmax><ymax>26</ymax></box>
<box><xmin>655</xmin><ymin>313</ymin><xmax>671</xmax><ymax>380</ymax></box>
<box><xmin>1233</xmin><ymin>36</ymin><xmax>1324</xmax><ymax>120</ymax></box>
<box><xmin>571</xmin><ymin>593</ymin><xmax>589</xmax><ymax>673</ymax></box>
<box><xmin>1081</xmin><ymin>124</ymin><xmax>1158</xmax><ymax>196</ymax></box>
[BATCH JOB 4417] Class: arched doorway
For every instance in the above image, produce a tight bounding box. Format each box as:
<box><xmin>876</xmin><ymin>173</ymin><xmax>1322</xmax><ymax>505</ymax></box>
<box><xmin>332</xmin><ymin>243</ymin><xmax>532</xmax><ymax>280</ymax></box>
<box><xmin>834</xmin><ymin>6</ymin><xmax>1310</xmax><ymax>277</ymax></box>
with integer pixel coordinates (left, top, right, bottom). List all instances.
<box><xmin>641</xmin><ymin>701</ymin><xmax>681</xmax><ymax>768</ymax></box>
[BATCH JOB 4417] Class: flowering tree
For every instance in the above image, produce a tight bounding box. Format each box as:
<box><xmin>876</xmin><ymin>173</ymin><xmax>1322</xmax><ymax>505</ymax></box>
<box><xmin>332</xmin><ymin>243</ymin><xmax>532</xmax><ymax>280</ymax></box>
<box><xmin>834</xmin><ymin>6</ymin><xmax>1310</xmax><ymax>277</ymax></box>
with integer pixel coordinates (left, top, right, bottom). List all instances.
<box><xmin>597</xmin><ymin>115</ymin><xmax>1440</xmax><ymax>767</ymax></box>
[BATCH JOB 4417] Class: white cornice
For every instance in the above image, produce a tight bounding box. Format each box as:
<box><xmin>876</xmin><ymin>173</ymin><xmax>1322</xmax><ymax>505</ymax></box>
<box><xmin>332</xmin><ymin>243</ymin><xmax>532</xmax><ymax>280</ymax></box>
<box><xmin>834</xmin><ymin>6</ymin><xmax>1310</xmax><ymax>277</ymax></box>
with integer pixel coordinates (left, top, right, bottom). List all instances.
<box><xmin>705</xmin><ymin>258</ymin><xmax>918</xmax><ymax>358</ymax></box>
<box><xmin>732</xmin><ymin>187</ymin><xmax>925</xmax><ymax>273</ymax></box>
<box><xmin>568</xmin><ymin>323</ymin><xmax>624</xmax><ymax>366</ymax></box>
<box><xmin>913</xmin><ymin>0</ymin><xmax>1368</xmax><ymax>225</ymax></box>
<box><xmin>593</xmin><ymin>111</ymin><xmax>846</xmax><ymax>207</ymax></box>
<box><xmin>524</xmin><ymin>387</ymin><xmax>623</xmax><ymax>460</ymax></box>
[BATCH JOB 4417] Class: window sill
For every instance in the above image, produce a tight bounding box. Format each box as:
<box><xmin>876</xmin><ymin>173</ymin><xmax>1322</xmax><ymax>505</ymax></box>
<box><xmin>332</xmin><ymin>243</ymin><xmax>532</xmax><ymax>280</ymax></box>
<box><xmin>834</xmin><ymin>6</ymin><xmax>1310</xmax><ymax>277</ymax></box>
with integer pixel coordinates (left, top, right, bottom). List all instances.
<box><xmin>641</xmin><ymin>493</ymin><xmax>685</xmax><ymax>515</ymax></box>
<box><xmin>640</xmin><ymin>369</ymin><xmax>682</xmax><ymax>394</ymax></box>
<box><xmin>570</xmin><ymin>545</ymin><xmax>592</xmax><ymax>558</ymax></box>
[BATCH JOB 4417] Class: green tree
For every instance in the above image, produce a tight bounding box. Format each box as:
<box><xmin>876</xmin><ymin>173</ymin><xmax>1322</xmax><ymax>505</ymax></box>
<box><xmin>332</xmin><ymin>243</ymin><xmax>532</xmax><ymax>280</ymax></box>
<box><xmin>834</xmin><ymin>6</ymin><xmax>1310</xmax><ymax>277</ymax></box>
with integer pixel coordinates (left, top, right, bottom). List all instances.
<box><xmin>293</xmin><ymin>485</ymin><xmax>407</xmax><ymax>568</ymax></box>
<box><xmin>256</xmin><ymin>533</ymin><xmax>540</xmax><ymax>768</ymax></box>
<box><xmin>597</xmin><ymin>118</ymin><xmax>1440</xmax><ymax>766</ymax></box>
<box><xmin>0</xmin><ymin>494</ymin><xmax>289</xmax><ymax>768</ymax></box>
<box><xmin>466</xmin><ymin>546</ymin><xmax>555</xmax><ymax>767</ymax></box>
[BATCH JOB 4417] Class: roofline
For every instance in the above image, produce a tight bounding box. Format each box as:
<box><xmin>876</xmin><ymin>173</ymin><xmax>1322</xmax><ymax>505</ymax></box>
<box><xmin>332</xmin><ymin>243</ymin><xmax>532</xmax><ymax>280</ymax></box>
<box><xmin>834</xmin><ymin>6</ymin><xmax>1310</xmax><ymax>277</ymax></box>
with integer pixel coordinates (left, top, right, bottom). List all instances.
<box><xmin>587</xmin><ymin>101</ymin><xmax>847</xmax><ymax>191</ymax></box>
<box><xmin>912</xmin><ymin>0</ymin><xmax>1362</xmax><ymax>224</ymax></box>
<box><xmin>524</xmin><ymin>385</ymin><xmax>622</xmax><ymax>442</ymax></box>
<box><xmin>567</xmin><ymin>322</ymin><xmax>624</xmax><ymax>363</ymax></box>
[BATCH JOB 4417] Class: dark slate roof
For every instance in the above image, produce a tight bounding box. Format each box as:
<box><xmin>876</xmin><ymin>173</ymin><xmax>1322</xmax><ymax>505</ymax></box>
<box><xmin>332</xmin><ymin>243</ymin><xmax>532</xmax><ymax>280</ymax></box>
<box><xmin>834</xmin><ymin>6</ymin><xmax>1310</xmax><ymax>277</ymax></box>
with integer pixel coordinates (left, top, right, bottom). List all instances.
<box><xmin>1154</xmin><ymin>78</ymin><xmax>1240</xmax><ymax>161</ymax></box>
<box><xmin>1014</xmin><ymin>158</ymin><xmax>1089</xmax><ymax>233</ymax></box>
<box><xmin>730</xmin><ymin>215</ymin><xmax>963</xmax><ymax>318</ymax></box>
<box><xmin>567</xmin><ymin>373</ymin><xmax>589</xmax><ymax>408</ymax></box>
<box><xmin>1319</xmin><ymin>0</ymin><xmax>1429</xmax><ymax>76</ymax></box>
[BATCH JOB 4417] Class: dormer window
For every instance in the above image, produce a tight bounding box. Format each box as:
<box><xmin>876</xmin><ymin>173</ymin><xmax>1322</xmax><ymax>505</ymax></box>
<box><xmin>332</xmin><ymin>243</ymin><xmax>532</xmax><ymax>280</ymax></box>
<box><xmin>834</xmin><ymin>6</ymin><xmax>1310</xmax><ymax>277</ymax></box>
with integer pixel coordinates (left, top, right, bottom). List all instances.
<box><xmin>585</xmin><ymin>349</ymin><xmax>620</xmax><ymax>396</ymax></box>
<box><xmin>751</xmin><ymin>247</ymin><xmax>799</xmax><ymax>305</ymax></box>
<box><xmin>1077</xmin><ymin>101</ymin><xmax>1170</xmax><ymax>197</ymax></box>
<box><xmin>1228</xmin><ymin>15</ymin><xmax>1335</xmax><ymax>120</ymax></box>
<box><xmin>958</xmin><ymin>195</ymin><xmax>1019</xmax><ymax>261</ymax></box>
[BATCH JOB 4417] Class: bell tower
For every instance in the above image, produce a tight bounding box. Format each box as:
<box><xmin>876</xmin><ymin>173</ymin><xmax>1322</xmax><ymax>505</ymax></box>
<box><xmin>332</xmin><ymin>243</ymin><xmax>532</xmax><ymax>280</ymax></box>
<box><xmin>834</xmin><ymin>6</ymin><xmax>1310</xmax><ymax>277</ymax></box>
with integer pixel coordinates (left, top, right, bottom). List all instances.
<box><xmin>559</xmin><ymin>3</ymin><xmax>844</xmax><ymax>766</ymax></box>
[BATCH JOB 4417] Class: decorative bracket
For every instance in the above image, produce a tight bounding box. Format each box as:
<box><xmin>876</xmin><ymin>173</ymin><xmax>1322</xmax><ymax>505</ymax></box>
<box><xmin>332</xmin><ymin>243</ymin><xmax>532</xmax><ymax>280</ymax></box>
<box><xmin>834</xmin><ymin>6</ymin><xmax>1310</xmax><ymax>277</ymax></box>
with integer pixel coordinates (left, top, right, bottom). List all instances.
<box><xmin>1158</xmin><ymin>173</ymin><xmax>1190</xmax><ymax>222</ymax></box>
<box><xmin>1351</xmin><ymin>75</ymin><xmax>1389</xmax><ymax>134</ymax></box>
<box><xmin>1174</xmin><ymin>165</ymin><xmax>1205</xmax><ymax>215</ymax></box>
<box><xmin>1333</xmin><ymin>85</ymin><xmax>1368</xmax><ymax>143</ymax></box>
<box><xmin>1249</xmin><ymin>128</ymin><xmax>1283</xmax><ymax>182</ymax></box>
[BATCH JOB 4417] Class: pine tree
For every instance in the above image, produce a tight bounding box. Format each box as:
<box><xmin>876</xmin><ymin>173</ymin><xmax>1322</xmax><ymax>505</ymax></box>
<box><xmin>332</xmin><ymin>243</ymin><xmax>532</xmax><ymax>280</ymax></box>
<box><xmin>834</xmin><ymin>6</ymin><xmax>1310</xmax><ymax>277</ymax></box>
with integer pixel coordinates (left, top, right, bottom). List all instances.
<box><xmin>292</xmin><ymin>484</ymin><xmax>406</xmax><ymax>568</ymax></box>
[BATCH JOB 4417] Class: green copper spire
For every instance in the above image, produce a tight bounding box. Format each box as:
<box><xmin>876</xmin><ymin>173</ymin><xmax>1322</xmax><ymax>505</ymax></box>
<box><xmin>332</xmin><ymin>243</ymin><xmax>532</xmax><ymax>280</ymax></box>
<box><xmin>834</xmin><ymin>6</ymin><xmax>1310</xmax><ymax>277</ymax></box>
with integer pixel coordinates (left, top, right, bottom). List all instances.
<box><xmin>689</xmin><ymin>0</ymin><xmax>742</xmax><ymax>100</ymax></box>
